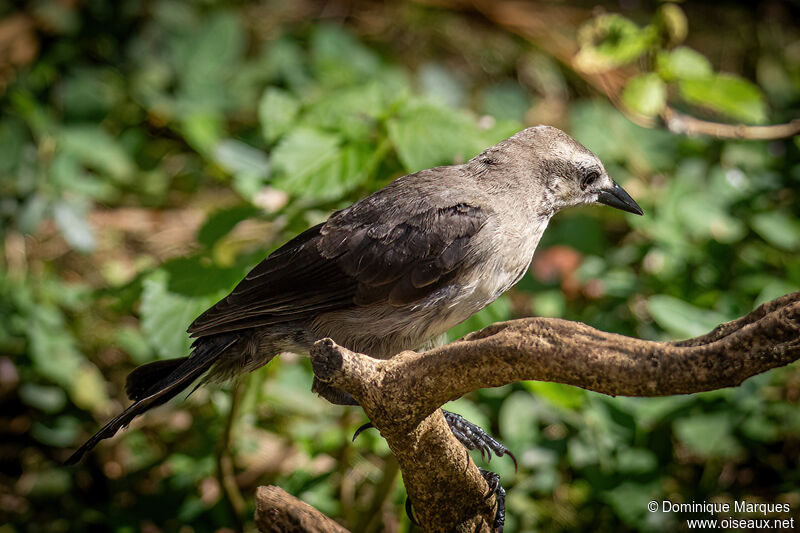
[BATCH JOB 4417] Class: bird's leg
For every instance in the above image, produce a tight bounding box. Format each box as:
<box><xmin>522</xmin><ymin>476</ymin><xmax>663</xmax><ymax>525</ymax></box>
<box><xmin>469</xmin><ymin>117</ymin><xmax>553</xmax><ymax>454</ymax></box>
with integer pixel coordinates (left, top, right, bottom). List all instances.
<box><xmin>311</xmin><ymin>377</ymin><xmax>360</xmax><ymax>406</ymax></box>
<box><xmin>441</xmin><ymin>410</ymin><xmax>517</xmax><ymax>468</ymax></box>
<box><xmin>351</xmin><ymin>409</ymin><xmax>516</xmax><ymax>467</ymax></box>
<box><xmin>480</xmin><ymin>468</ymin><xmax>506</xmax><ymax>533</ymax></box>
<box><xmin>348</xmin><ymin>405</ymin><xmax>512</xmax><ymax>530</ymax></box>
<box><xmin>403</xmin><ymin>469</ymin><xmax>506</xmax><ymax>533</ymax></box>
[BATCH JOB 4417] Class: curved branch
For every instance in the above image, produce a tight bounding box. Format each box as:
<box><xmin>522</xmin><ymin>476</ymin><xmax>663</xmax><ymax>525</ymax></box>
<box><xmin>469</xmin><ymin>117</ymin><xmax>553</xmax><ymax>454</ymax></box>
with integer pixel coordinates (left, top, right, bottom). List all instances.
<box><xmin>659</xmin><ymin>108</ymin><xmax>800</xmax><ymax>140</ymax></box>
<box><xmin>309</xmin><ymin>292</ymin><xmax>800</xmax><ymax>531</ymax></box>
<box><xmin>255</xmin><ymin>485</ymin><xmax>351</xmax><ymax>533</ymax></box>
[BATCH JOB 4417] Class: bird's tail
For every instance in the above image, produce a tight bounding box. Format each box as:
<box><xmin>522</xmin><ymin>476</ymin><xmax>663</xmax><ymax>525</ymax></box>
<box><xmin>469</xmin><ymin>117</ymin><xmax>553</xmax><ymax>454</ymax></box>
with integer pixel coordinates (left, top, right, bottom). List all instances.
<box><xmin>65</xmin><ymin>334</ymin><xmax>237</xmax><ymax>465</ymax></box>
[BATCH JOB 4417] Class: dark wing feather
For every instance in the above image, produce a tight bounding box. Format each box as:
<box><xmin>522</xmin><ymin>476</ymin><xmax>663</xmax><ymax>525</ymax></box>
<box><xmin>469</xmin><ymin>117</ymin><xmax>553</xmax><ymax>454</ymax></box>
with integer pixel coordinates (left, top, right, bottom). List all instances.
<box><xmin>187</xmin><ymin>182</ymin><xmax>489</xmax><ymax>338</ymax></box>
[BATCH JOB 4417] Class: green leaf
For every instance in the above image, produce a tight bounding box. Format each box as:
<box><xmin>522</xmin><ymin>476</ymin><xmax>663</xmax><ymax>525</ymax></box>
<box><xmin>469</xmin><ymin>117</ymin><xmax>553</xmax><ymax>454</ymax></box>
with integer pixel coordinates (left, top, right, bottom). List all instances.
<box><xmin>531</xmin><ymin>289</ymin><xmax>566</xmax><ymax>317</ymax></box>
<box><xmin>481</xmin><ymin>82</ymin><xmax>531</xmax><ymax>122</ymax></box>
<box><xmin>387</xmin><ymin>102</ymin><xmax>482</xmax><ymax>172</ymax></box>
<box><xmin>17</xmin><ymin>195</ymin><xmax>49</xmax><ymax>234</ymax></box>
<box><xmin>418</xmin><ymin>63</ymin><xmax>466</xmax><ymax>109</ymax></box>
<box><xmin>656</xmin><ymin>3</ymin><xmax>688</xmax><ymax>45</ymax></box>
<box><xmin>181</xmin><ymin>112</ymin><xmax>224</xmax><ymax>154</ymax></box>
<box><xmin>622</xmin><ymin>73</ymin><xmax>667</xmax><ymax>117</ymax></box>
<box><xmin>51</xmin><ymin>154</ymin><xmax>117</xmax><ymax>201</ymax></box>
<box><xmin>302</xmin><ymin>83</ymin><xmax>387</xmax><ymax>141</ymax></box>
<box><xmin>31</xmin><ymin>418</ymin><xmax>82</xmax><ymax>449</ymax></box>
<box><xmin>569</xmin><ymin>100</ymin><xmax>676</xmax><ymax>172</ymax></box>
<box><xmin>677</xmin><ymin>196</ymin><xmax>746</xmax><ymax>244</ymax></box>
<box><xmin>26</xmin><ymin>304</ymin><xmax>109</xmax><ymax>410</ymax></box>
<box><xmin>71</xmin><ymin>363</ymin><xmax>111</xmax><ymax>411</ymax></box>
<box><xmin>161</xmin><ymin>256</ymin><xmax>243</xmax><ymax>297</ymax></box>
<box><xmin>116</xmin><ymin>325</ymin><xmax>155</xmax><ymax>365</ymax></box>
<box><xmin>754</xmin><ymin>280</ymin><xmax>800</xmax><ymax>307</ymax></box>
<box><xmin>498</xmin><ymin>391</ymin><xmax>540</xmax><ymax>449</ymax></box>
<box><xmin>262</xmin><ymin>36</ymin><xmax>312</xmax><ymax>92</ymax></box>
<box><xmin>259</xmin><ymin>88</ymin><xmax>300</xmax><ymax>144</ymax></box>
<box><xmin>18</xmin><ymin>383</ymin><xmax>68</xmax><ymax>414</ymax></box>
<box><xmin>52</xmin><ymin>199</ymin><xmax>96</xmax><ymax>252</ymax></box>
<box><xmin>270</xmin><ymin>127</ymin><xmax>341</xmax><ymax>193</ymax></box>
<box><xmin>197</xmin><ymin>205</ymin><xmax>262</xmax><ymax>248</ymax></box>
<box><xmin>213</xmin><ymin>139</ymin><xmax>270</xmax><ymax>179</ymax></box>
<box><xmin>615</xmin><ymin>447</ymin><xmax>658</xmax><ymax>474</ymax></box>
<box><xmin>575</xmin><ymin>14</ymin><xmax>656</xmax><ymax>72</ymax></box>
<box><xmin>523</xmin><ymin>381</ymin><xmax>585</xmax><ymax>409</ymax></box>
<box><xmin>679</xmin><ymin>73</ymin><xmax>768</xmax><ymax>123</ymax></box>
<box><xmin>0</xmin><ymin>118</ymin><xmax>26</xmax><ymax>175</ymax></box>
<box><xmin>58</xmin><ymin>68</ymin><xmax>122</xmax><ymax>120</ymax></box>
<box><xmin>173</xmin><ymin>11</ymin><xmax>244</xmax><ymax>93</ymax></box>
<box><xmin>751</xmin><ymin>211</ymin><xmax>800</xmax><ymax>251</ymax></box>
<box><xmin>140</xmin><ymin>271</ymin><xmax>214</xmax><ymax>358</ymax></box>
<box><xmin>673</xmin><ymin>413</ymin><xmax>742</xmax><ymax>458</ymax></box>
<box><xmin>657</xmin><ymin>47</ymin><xmax>712</xmax><ymax>81</ymax></box>
<box><xmin>58</xmin><ymin>125</ymin><xmax>135</xmax><ymax>183</ymax></box>
<box><xmin>272</xmin><ymin>140</ymin><xmax>372</xmax><ymax>202</ymax></box>
<box><xmin>603</xmin><ymin>481</ymin><xmax>663</xmax><ymax>528</ymax></box>
<box><xmin>647</xmin><ymin>295</ymin><xmax>730</xmax><ymax>339</ymax></box>
<box><xmin>741</xmin><ymin>413</ymin><xmax>780</xmax><ymax>442</ymax></box>
<box><xmin>310</xmin><ymin>24</ymin><xmax>381</xmax><ymax>86</ymax></box>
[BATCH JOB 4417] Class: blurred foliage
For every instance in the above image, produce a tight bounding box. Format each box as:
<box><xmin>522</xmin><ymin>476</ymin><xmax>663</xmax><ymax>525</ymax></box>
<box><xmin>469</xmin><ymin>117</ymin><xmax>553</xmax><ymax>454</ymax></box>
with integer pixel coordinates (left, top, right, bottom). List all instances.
<box><xmin>1</xmin><ymin>1</ymin><xmax>800</xmax><ymax>532</ymax></box>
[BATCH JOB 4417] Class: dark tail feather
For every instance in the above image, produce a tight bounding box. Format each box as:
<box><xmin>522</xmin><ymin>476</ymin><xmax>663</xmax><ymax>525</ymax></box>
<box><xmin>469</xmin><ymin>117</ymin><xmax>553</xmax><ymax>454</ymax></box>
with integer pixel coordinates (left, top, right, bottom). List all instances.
<box><xmin>65</xmin><ymin>335</ymin><xmax>237</xmax><ymax>465</ymax></box>
<box><xmin>125</xmin><ymin>358</ymin><xmax>189</xmax><ymax>402</ymax></box>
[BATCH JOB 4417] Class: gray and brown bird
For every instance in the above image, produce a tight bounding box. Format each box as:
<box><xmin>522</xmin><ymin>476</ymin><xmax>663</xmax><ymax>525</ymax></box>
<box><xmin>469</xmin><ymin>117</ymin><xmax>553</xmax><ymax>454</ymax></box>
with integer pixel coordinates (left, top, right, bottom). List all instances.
<box><xmin>67</xmin><ymin>126</ymin><xmax>642</xmax><ymax>526</ymax></box>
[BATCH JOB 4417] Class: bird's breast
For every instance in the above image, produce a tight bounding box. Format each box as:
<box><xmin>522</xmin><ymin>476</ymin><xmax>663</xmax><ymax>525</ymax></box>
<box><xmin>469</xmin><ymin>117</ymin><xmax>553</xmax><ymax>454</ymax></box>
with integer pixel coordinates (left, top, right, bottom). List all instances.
<box><xmin>310</xmin><ymin>216</ymin><xmax>549</xmax><ymax>359</ymax></box>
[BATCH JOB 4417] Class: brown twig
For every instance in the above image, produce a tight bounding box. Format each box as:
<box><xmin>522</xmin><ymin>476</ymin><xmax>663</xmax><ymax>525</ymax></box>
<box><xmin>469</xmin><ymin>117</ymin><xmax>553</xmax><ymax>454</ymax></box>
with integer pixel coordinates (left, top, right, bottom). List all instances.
<box><xmin>660</xmin><ymin>108</ymin><xmax>800</xmax><ymax>139</ymax></box>
<box><xmin>309</xmin><ymin>292</ymin><xmax>800</xmax><ymax>532</ymax></box>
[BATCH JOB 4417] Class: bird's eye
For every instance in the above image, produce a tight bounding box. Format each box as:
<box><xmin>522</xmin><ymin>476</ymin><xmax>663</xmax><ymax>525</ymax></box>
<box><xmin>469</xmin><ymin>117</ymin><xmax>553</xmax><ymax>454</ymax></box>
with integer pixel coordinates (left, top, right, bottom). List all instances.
<box><xmin>581</xmin><ymin>171</ymin><xmax>599</xmax><ymax>190</ymax></box>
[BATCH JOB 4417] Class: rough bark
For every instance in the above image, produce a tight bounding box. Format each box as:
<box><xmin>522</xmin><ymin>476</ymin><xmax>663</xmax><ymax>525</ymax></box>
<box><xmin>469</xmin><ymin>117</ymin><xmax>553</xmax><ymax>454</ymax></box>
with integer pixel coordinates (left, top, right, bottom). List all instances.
<box><xmin>255</xmin><ymin>485</ymin><xmax>351</xmax><ymax>533</ymax></box>
<box><xmin>307</xmin><ymin>292</ymin><xmax>800</xmax><ymax>532</ymax></box>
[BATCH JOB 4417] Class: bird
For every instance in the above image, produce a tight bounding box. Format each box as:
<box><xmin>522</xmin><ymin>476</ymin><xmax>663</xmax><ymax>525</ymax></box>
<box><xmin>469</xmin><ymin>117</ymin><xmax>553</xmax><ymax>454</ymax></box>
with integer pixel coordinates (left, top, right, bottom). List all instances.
<box><xmin>66</xmin><ymin>125</ymin><xmax>642</xmax><ymax>528</ymax></box>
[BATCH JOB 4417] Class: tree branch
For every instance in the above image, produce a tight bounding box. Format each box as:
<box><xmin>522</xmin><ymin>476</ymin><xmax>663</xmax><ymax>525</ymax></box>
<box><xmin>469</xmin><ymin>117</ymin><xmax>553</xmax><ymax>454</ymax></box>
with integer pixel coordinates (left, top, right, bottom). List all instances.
<box><xmin>255</xmin><ymin>485</ymin><xmax>351</xmax><ymax>533</ymax></box>
<box><xmin>659</xmin><ymin>108</ymin><xmax>800</xmax><ymax>140</ymax></box>
<box><xmin>309</xmin><ymin>292</ymin><xmax>800</xmax><ymax>532</ymax></box>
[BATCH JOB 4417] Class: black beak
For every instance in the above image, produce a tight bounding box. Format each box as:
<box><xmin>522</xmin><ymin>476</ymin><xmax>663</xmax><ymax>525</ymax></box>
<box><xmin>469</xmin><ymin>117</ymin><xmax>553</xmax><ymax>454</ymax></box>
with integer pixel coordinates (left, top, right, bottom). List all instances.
<box><xmin>596</xmin><ymin>182</ymin><xmax>644</xmax><ymax>216</ymax></box>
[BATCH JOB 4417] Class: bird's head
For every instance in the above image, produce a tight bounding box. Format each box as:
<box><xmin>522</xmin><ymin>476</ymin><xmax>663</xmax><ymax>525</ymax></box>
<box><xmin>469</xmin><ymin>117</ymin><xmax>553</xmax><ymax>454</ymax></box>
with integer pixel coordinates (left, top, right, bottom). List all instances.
<box><xmin>471</xmin><ymin>125</ymin><xmax>643</xmax><ymax>217</ymax></box>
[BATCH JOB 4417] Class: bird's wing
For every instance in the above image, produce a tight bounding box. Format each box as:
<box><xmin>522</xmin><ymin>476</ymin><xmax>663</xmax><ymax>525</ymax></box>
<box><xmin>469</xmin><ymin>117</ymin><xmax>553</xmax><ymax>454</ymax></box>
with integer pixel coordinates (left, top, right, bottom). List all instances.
<box><xmin>187</xmin><ymin>179</ymin><xmax>489</xmax><ymax>338</ymax></box>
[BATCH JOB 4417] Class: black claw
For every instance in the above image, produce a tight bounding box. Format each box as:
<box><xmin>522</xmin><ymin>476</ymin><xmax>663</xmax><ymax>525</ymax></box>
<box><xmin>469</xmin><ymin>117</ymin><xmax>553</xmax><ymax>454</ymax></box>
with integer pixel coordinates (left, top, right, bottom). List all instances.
<box><xmin>506</xmin><ymin>450</ymin><xmax>518</xmax><ymax>473</ymax></box>
<box><xmin>405</xmin><ymin>496</ymin><xmax>418</xmax><ymax>525</ymax></box>
<box><xmin>442</xmin><ymin>410</ymin><xmax>516</xmax><ymax>470</ymax></box>
<box><xmin>479</xmin><ymin>468</ymin><xmax>506</xmax><ymax>533</ymax></box>
<box><xmin>480</xmin><ymin>469</ymin><xmax>499</xmax><ymax>499</ymax></box>
<box><xmin>352</xmin><ymin>421</ymin><xmax>373</xmax><ymax>441</ymax></box>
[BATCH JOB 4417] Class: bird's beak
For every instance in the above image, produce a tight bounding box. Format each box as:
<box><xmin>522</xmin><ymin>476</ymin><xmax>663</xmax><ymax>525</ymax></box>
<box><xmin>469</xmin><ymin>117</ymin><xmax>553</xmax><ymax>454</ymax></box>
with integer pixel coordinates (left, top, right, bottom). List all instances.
<box><xmin>596</xmin><ymin>181</ymin><xmax>644</xmax><ymax>216</ymax></box>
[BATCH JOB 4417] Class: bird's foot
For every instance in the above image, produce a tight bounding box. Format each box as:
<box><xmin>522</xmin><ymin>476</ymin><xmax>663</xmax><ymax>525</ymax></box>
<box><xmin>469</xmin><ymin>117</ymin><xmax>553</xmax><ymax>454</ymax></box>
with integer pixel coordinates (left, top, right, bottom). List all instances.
<box><xmin>480</xmin><ymin>468</ymin><xmax>506</xmax><ymax>533</ymax></box>
<box><xmin>353</xmin><ymin>411</ymin><xmax>517</xmax><ymax>469</ymax></box>
<box><xmin>355</xmin><ymin>411</ymin><xmax>510</xmax><ymax>531</ymax></box>
<box><xmin>442</xmin><ymin>410</ymin><xmax>517</xmax><ymax>469</ymax></box>
<box><xmin>403</xmin><ymin>469</ymin><xmax>506</xmax><ymax>532</ymax></box>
